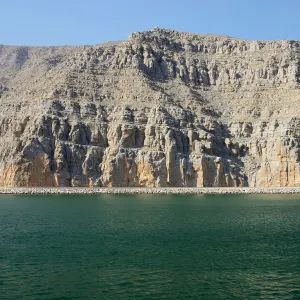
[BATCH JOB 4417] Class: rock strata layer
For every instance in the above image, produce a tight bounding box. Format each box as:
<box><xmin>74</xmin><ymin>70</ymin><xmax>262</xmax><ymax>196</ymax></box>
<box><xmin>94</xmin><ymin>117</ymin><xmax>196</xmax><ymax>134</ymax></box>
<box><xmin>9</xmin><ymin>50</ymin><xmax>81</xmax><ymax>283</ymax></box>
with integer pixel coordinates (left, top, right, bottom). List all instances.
<box><xmin>1</xmin><ymin>28</ymin><xmax>300</xmax><ymax>187</ymax></box>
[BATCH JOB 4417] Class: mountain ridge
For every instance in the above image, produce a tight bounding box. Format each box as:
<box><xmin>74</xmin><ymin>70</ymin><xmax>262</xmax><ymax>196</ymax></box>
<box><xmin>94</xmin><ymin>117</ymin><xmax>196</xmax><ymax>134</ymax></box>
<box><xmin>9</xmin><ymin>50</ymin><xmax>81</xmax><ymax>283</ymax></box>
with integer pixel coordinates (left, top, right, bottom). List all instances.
<box><xmin>1</xmin><ymin>28</ymin><xmax>300</xmax><ymax>187</ymax></box>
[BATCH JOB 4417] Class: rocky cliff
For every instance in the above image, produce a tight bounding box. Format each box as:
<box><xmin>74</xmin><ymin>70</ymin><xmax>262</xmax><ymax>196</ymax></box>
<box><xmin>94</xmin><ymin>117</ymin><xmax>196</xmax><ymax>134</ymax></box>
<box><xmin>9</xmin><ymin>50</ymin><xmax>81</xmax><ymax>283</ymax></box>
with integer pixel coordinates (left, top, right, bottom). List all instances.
<box><xmin>1</xmin><ymin>28</ymin><xmax>300</xmax><ymax>187</ymax></box>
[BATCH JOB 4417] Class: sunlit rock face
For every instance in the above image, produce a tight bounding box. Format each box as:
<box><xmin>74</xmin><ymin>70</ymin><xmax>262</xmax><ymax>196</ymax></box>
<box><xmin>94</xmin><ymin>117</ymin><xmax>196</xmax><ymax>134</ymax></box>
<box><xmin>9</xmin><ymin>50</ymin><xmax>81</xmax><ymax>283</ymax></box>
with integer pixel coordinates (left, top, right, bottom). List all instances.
<box><xmin>1</xmin><ymin>28</ymin><xmax>300</xmax><ymax>187</ymax></box>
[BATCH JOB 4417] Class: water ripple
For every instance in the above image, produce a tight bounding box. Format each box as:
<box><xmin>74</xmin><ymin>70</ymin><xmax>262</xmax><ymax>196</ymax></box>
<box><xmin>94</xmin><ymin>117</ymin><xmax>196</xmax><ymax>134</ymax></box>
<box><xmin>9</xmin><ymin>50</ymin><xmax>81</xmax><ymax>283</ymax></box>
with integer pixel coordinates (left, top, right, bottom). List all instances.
<box><xmin>1</xmin><ymin>194</ymin><xmax>300</xmax><ymax>299</ymax></box>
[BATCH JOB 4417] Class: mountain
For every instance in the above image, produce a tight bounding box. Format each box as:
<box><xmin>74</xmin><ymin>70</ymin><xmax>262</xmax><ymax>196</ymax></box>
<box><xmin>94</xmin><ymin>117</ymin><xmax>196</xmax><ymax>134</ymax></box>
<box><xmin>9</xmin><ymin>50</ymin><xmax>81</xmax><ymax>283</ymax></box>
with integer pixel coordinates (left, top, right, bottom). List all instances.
<box><xmin>1</xmin><ymin>28</ymin><xmax>300</xmax><ymax>187</ymax></box>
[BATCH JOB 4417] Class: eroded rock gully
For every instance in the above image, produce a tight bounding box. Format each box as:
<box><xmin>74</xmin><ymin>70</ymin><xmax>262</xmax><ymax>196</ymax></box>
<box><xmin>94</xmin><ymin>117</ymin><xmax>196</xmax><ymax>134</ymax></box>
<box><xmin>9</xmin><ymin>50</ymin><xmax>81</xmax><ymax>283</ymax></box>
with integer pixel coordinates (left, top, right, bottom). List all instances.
<box><xmin>1</xmin><ymin>28</ymin><xmax>300</xmax><ymax>187</ymax></box>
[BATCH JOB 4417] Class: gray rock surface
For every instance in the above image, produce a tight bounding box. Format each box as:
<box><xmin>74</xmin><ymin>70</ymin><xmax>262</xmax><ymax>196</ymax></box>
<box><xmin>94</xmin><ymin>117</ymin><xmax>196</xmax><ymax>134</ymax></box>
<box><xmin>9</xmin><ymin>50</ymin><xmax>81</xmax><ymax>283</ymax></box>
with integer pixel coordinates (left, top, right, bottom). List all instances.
<box><xmin>1</xmin><ymin>28</ymin><xmax>300</xmax><ymax>187</ymax></box>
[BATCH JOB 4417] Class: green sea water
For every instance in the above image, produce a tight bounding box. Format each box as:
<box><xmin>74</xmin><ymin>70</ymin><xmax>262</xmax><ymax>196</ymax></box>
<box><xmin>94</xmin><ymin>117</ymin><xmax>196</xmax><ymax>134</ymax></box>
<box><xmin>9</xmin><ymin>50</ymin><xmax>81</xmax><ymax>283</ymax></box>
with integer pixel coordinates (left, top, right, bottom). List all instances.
<box><xmin>1</xmin><ymin>194</ymin><xmax>300</xmax><ymax>299</ymax></box>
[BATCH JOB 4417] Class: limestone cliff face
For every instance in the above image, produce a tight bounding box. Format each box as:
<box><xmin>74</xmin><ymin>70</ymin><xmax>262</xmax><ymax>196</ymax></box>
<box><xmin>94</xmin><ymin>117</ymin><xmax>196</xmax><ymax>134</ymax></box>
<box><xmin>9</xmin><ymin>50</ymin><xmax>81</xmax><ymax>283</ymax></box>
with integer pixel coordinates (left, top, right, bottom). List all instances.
<box><xmin>1</xmin><ymin>28</ymin><xmax>300</xmax><ymax>187</ymax></box>
<box><xmin>0</xmin><ymin>101</ymin><xmax>244</xmax><ymax>187</ymax></box>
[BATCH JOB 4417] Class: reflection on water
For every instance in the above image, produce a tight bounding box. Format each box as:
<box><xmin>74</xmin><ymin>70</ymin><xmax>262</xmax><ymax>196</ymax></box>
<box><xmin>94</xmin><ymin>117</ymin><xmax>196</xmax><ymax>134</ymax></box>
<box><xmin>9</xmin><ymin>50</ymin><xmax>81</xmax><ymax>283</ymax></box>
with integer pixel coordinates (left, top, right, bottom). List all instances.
<box><xmin>1</xmin><ymin>194</ymin><xmax>300</xmax><ymax>299</ymax></box>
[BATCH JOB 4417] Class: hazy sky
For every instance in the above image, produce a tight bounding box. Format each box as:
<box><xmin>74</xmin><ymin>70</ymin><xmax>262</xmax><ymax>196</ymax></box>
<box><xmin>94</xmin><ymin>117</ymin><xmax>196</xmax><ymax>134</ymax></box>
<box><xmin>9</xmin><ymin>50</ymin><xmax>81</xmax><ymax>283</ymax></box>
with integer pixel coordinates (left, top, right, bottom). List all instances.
<box><xmin>1</xmin><ymin>0</ymin><xmax>299</xmax><ymax>46</ymax></box>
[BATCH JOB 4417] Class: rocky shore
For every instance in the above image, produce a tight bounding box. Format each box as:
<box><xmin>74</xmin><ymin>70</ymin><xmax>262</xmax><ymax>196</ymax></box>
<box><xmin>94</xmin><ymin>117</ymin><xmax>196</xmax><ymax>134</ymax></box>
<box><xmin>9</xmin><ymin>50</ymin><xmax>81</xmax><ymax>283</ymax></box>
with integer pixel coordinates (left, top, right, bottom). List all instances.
<box><xmin>1</xmin><ymin>187</ymin><xmax>300</xmax><ymax>195</ymax></box>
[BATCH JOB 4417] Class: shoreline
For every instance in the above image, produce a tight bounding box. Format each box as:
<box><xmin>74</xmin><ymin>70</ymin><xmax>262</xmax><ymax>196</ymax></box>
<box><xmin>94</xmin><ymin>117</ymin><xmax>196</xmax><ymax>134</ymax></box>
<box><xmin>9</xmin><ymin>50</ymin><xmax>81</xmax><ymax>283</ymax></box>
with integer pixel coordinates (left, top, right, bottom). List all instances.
<box><xmin>1</xmin><ymin>187</ymin><xmax>300</xmax><ymax>195</ymax></box>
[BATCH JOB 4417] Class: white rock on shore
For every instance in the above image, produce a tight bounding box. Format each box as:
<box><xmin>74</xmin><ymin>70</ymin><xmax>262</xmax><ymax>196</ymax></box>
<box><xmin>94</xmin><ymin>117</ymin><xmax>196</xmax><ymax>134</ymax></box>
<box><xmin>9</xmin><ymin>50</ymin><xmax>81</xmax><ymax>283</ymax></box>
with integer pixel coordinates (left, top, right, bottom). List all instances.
<box><xmin>1</xmin><ymin>187</ymin><xmax>300</xmax><ymax>195</ymax></box>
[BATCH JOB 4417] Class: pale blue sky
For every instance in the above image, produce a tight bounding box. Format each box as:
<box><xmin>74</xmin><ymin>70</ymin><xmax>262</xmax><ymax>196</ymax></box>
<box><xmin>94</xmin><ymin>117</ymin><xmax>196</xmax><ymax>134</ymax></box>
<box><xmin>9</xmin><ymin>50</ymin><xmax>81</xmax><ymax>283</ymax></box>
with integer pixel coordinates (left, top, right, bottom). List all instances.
<box><xmin>1</xmin><ymin>0</ymin><xmax>299</xmax><ymax>46</ymax></box>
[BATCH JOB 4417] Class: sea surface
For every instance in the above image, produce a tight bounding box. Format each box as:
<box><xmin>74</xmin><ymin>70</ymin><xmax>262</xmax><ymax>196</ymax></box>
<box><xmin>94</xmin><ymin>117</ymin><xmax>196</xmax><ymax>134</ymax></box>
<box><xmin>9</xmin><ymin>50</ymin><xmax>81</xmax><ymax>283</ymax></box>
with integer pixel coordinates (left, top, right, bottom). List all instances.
<box><xmin>1</xmin><ymin>194</ymin><xmax>300</xmax><ymax>299</ymax></box>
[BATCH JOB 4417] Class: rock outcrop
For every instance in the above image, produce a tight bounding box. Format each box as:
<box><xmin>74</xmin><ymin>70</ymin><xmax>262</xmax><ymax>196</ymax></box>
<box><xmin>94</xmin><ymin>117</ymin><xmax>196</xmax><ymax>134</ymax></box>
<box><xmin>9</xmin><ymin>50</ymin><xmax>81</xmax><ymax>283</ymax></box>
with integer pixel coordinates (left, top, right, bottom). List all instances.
<box><xmin>1</xmin><ymin>28</ymin><xmax>300</xmax><ymax>187</ymax></box>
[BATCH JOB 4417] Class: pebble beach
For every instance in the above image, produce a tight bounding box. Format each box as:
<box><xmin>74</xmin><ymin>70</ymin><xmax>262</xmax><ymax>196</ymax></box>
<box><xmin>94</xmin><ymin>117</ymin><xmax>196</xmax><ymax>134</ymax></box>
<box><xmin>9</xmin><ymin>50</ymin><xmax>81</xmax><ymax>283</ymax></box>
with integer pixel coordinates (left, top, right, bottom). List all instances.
<box><xmin>1</xmin><ymin>187</ymin><xmax>300</xmax><ymax>195</ymax></box>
